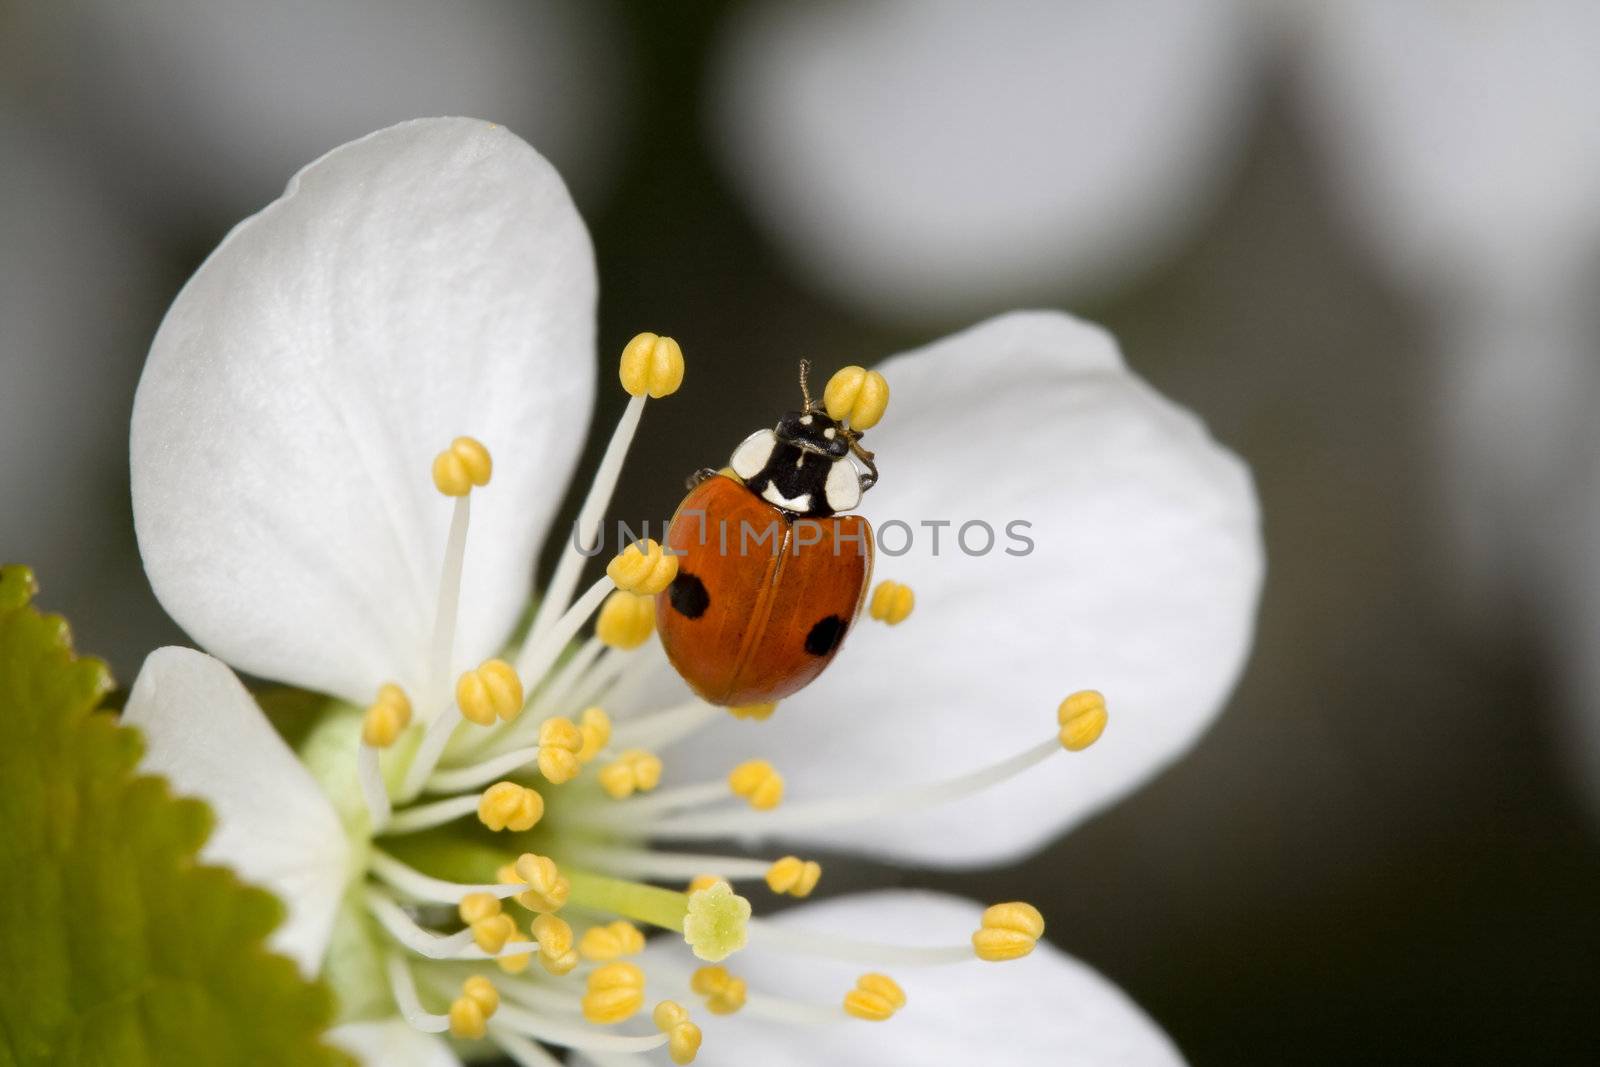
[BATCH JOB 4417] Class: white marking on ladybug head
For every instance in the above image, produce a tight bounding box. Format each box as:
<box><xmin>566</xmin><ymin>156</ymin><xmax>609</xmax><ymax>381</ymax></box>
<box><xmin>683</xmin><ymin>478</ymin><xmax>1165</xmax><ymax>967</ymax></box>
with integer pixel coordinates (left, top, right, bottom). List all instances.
<box><xmin>800</xmin><ymin>414</ymin><xmax>814</xmax><ymax>426</ymax></box>
<box><xmin>824</xmin><ymin>454</ymin><xmax>863</xmax><ymax>513</ymax></box>
<box><xmin>730</xmin><ymin>429</ymin><xmax>778</xmax><ymax>481</ymax></box>
<box><xmin>763</xmin><ymin>484</ymin><xmax>813</xmax><ymax>512</ymax></box>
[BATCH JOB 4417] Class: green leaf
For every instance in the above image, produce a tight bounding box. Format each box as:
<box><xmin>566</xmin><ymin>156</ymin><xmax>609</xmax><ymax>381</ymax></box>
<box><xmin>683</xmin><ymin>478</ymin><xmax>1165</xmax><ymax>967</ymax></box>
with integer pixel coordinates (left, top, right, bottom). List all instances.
<box><xmin>0</xmin><ymin>566</ymin><xmax>355</xmax><ymax>1067</ymax></box>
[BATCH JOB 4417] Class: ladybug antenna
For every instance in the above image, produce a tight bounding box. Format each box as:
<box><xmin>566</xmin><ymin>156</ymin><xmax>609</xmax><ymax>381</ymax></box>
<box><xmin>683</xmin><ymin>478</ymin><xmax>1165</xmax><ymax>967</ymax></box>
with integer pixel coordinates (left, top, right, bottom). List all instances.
<box><xmin>850</xmin><ymin>437</ymin><xmax>879</xmax><ymax>492</ymax></box>
<box><xmin>797</xmin><ymin>359</ymin><xmax>816</xmax><ymax>411</ymax></box>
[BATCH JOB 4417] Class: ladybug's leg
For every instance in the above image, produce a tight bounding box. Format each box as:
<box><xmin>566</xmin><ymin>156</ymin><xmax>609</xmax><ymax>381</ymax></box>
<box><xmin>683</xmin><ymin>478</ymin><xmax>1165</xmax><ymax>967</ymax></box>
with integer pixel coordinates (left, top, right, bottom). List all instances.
<box><xmin>685</xmin><ymin>467</ymin><xmax>720</xmax><ymax>490</ymax></box>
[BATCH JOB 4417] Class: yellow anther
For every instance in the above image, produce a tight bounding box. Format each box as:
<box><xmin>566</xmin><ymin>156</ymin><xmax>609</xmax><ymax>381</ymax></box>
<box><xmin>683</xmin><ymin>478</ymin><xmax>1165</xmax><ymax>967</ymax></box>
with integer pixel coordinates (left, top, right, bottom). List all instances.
<box><xmin>580</xmin><ymin>920</ymin><xmax>646</xmax><ymax>961</ymax></box>
<box><xmin>596</xmin><ymin>590</ymin><xmax>656</xmax><ymax>650</ymax></box>
<box><xmin>512</xmin><ymin>852</ymin><xmax>570</xmax><ymax>914</ymax></box>
<box><xmin>577</xmin><ymin>706</ymin><xmax>612</xmax><ymax>763</ymax></box>
<box><xmin>457</xmin><ymin>892</ymin><xmax>502</xmax><ymax>925</ymax></box>
<box><xmin>686</xmin><ymin>874</ymin><xmax>725</xmax><ymax>895</ymax></box>
<box><xmin>470</xmin><ymin>913</ymin><xmax>517</xmax><ymax>955</ymax></box>
<box><xmin>360</xmin><ymin>682</ymin><xmax>413</xmax><ymax>746</ymax></box>
<box><xmin>823</xmin><ymin>366</ymin><xmax>889</xmax><ymax>431</ymax></box>
<box><xmin>764</xmin><ymin>856</ymin><xmax>821</xmax><ymax>898</ymax></box>
<box><xmin>583</xmin><ymin>962</ymin><xmax>646</xmax><ymax>1024</ymax></box>
<box><xmin>477</xmin><ymin>781</ymin><xmax>544</xmax><ymax>832</ymax></box>
<box><xmin>497</xmin><ymin>950</ymin><xmax>532</xmax><ymax>975</ymax></box>
<box><xmin>536</xmin><ymin>716</ymin><xmax>584</xmax><ymax>784</ymax></box>
<box><xmin>495</xmin><ymin>862</ymin><xmax>521</xmax><ymax>886</ymax></box>
<box><xmin>972</xmin><ymin>901</ymin><xmax>1046</xmax><ymax>962</ymax></box>
<box><xmin>448</xmin><ymin>995</ymin><xmax>487</xmax><ymax>1039</ymax></box>
<box><xmin>727</xmin><ymin>701</ymin><xmax>777</xmax><ymax>721</ymax></box>
<box><xmin>868</xmin><ymin>580</ymin><xmax>915</xmax><ymax>625</ymax></box>
<box><xmin>598</xmin><ymin>748</ymin><xmax>663</xmax><ymax>800</ymax></box>
<box><xmin>619</xmin><ymin>331</ymin><xmax>686</xmax><ymax>399</ymax></box>
<box><xmin>690</xmin><ymin>965</ymin><xmax>748</xmax><ymax>1015</ymax></box>
<box><xmin>532</xmin><ymin>913</ymin><xmax>579</xmax><ymax>975</ymax></box>
<box><xmin>683</xmin><ymin>880</ymin><xmax>750</xmax><ymax>962</ymax></box>
<box><xmin>653</xmin><ymin>1002</ymin><xmax>702</xmax><ymax>1065</ymax></box>
<box><xmin>432</xmin><ymin>436</ymin><xmax>494</xmax><ymax>496</ymax></box>
<box><xmin>462</xmin><ymin>974</ymin><xmax>500</xmax><ymax>1016</ymax></box>
<box><xmin>727</xmin><ymin>759</ymin><xmax>784</xmax><ymax>810</ymax></box>
<box><xmin>456</xmin><ymin>658</ymin><xmax>524</xmax><ymax>725</ymax></box>
<box><xmin>1057</xmin><ymin>689</ymin><xmax>1108</xmax><ymax>752</ymax></box>
<box><xmin>843</xmin><ymin>973</ymin><xmax>906</xmax><ymax>1022</ymax></box>
<box><xmin>607</xmin><ymin>538</ymin><xmax>679</xmax><ymax>596</ymax></box>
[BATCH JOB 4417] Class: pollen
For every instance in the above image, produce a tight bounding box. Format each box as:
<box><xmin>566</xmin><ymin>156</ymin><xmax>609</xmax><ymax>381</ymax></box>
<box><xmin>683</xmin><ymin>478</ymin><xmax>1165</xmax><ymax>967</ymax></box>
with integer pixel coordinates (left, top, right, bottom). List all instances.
<box><xmin>823</xmin><ymin>366</ymin><xmax>889</xmax><ymax>430</ymax></box>
<box><xmin>456</xmin><ymin>659</ymin><xmax>524</xmax><ymax>725</ymax></box>
<box><xmin>432</xmin><ymin>436</ymin><xmax>493</xmax><ymax>496</ymax></box>
<box><xmin>360</xmin><ymin>682</ymin><xmax>413</xmax><ymax>746</ymax></box>
<box><xmin>690</xmin><ymin>965</ymin><xmax>748</xmax><ymax>1015</ymax></box>
<box><xmin>1057</xmin><ymin>689</ymin><xmax>1108</xmax><ymax>752</ymax></box>
<box><xmin>577</xmin><ymin>705</ymin><xmax>612</xmax><ymax>763</ymax></box>
<box><xmin>458</xmin><ymin>892</ymin><xmax>502</xmax><ymax>924</ymax></box>
<box><xmin>470</xmin><ymin>912</ymin><xmax>517</xmax><ymax>955</ymax></box>
<box><xmin>477</xmin><ymin>781</ymin><xmax>544</xmax><ymax>832</ymax></box>
<box><xmin>583</xmin><ymin>962</ymin><xmax>647</xmax><ymax>1024</ymax></box>
<box><xmin>619</xmin><ymin>331</ymin><xmax>686</xmax><ymax>399</ymax></box>
<box><xmin>686</xmin><ymin>874</ymin><xmax>725</xmax><ymax>895</ymax></box>
<box><xmin>496</xmin><ymin>950</ymin><xmax>532</xmax><ymax>975</ymax></box>
<box><xmin>580</xmin><ymin>919</ymin><xmax>646</xmax><ymax>961</ymax></box>
<box><xmin>843</xmin><ymin>973</ymin><xmax>906</xmax><ymax>1022</ymax></box>
<box><xmin>727</xmin><ymin>701</ymin><xmax>777</xmax><ymax>721</ymax></box>
<box><xmin>972</xmin><ymin>901</ymin><xmax>1046</xmax><ymax>962</ymax></box>
<box><xmin>512</xmin><ymin>852</ymin><xmax>570</xmax><ymax>914</ymax></box>
<box><xmin>607</xmin><ymin>537</ymin><xmax>679</xmax><ymax>596</ymax></box>
<box><xmin>683</xmin><ymin>879</ymin><xmax>751</xmax><ymax>962</ymax></box>
<box><xmin>868</xmin><ymin>580</ymin><xmax>915</xmax><ymax>625</ymax></box>
<box><xmin>536</xmin><ymin>715</ymin><xmax>585</xmax><ymax>784</ymax></box>
<box><xmin>598</xmin><ymin>748</ymin><xmax>663</xmax><ymax>799</ymax></box>
<box><xmin>764</xmin><ymin>856</ymin><xmax>822</xmax><ymax>898</ymax></box>
<box><xmin>596</xmin><ymin>590</ymin><xmax>656</xmax><ymax>650</ymax></box>
<box><xmin>653</xmin><ymin>1001</ymin><xmax>704</xmax><ymax>1065</ymax></box>
<box><xmin>728</xmin><ymin>759</ymin><xmax>784</xmax><ymax>810</ymax></box>
<box><xmin>532</xmin><ymin>913</ymin><xmax>579</xmax><ymax>975</ymax></box>
<box><xmin>449</xmin><ymin>975</ymin><xmax>499</xmax><ymax>1038</ymax></box>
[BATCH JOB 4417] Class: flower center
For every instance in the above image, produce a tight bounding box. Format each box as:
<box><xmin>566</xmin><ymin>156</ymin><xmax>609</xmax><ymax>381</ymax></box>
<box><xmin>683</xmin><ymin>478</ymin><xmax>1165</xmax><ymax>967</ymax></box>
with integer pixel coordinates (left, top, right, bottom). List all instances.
<box><xmin>320</xmin><ymin>334</ymin><xmax>1107</xmax><ymax>1063</ymax></box>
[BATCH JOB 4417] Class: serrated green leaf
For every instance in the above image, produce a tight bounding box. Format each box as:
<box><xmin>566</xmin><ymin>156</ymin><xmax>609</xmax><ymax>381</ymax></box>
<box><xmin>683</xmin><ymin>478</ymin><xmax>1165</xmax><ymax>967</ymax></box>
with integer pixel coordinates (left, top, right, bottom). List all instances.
<box><xmin>0</xmin><ymin>565</ymin><xmax>355</xmax><ymax>1067</ymax></box>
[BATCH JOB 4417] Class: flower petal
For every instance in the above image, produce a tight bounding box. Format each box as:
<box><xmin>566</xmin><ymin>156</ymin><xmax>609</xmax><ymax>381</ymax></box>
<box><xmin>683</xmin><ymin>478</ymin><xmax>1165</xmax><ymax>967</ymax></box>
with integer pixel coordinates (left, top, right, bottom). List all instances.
<box><xmin>665</xmin><ymin>312</ymin><xmax>1262</xmax><ymax>864</ymax></box>
<box><xmin>327</xmin><ymin>1020</ymin><xmax>463</xmax><ymax>1067</ymax></box>
<box><xmin>131</xmin><ymin>117</ymin><xmax>597</xmax><ymax>706</ymax></box>
<box><xmin>631</xmin><ymin>890</ymin><xmax>1184</xmax><ymax>1067</ymax></box>
<box><xmin>710</xmin><ymin>0</ymin><xmax>1257</xmax><ymax>322</ymax></box>
<box><xmin>123</xmin><ymin>646</ymin><xmax>351</xmax><ymax>975</ymax></box>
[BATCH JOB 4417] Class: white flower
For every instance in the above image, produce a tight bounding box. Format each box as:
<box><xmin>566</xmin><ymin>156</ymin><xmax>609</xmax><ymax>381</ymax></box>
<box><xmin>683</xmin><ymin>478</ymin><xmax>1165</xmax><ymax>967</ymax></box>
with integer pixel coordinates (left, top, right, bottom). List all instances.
<box><xmin>124</xmin><ymin>118</ymin><xmax>1260</xmax><ymax>1064</ymax></box>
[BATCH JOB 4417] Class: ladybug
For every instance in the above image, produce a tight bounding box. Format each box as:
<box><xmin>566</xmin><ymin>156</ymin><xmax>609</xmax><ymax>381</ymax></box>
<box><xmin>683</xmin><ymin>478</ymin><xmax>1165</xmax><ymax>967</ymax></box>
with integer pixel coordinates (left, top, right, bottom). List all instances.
<box><xmin>657</xmin><ymin>362</ymin><xmax>884</xmax><ymax>706</ymax></box>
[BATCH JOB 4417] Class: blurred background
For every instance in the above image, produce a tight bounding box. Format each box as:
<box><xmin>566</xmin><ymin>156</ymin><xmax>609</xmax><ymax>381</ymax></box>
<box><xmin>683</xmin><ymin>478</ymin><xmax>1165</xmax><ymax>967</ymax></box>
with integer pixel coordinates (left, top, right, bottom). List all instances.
<box><xmin>3</xmin><ymin>1</ymin><xmax>1598</xmax><ymax>1062</ymax></box>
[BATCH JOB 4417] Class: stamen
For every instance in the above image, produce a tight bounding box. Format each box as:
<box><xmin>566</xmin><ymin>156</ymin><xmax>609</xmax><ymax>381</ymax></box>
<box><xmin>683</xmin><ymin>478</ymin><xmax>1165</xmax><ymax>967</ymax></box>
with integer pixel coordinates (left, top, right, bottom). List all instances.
<box><xmin>726</xmin><ymin>759</ymin><xmax>784</xmax><ymax>810</ymax></box>
<box><xmin>610</xmin><ymin>700</ymin><xmax>720</xmax><ymax>750</ymax></box>
<box><xmin>577</xmin><ymin>706</ymin><xmax>612</xmax><ymax>763</ymax></box>
<box><xmin>458</xmin><ymin>659</ymin><xmax>526</xmax><ymax>726</ymax></box>
<box><xmin>689</xmin><ymin>966</ymin><xmax>747</xmax><ymax>1015</ymax></box>
<box><xmin>634</xmin><ymin>697</ymin><xmax>1108</xmax><ymax>840</ymax></box>
<box><xmin>579</xmin><ymin>920</ymin><xmax>646</xmax><ymax>962</ymax></box>
<box><xmin>492</xmin><ymin>1003</ymin><xmax>671</xmax><ymax>1054</ymax></box>
<box><xmin>381</xmin><ymin>793</ymin><xmax>481</xmax><ymax>835</ymax></box>
<box><xmin>386</xmin><ymin>952</ymin><xmax>449</xmax><ymax>1032</ymax></box>
<box><xmin>594</xmin><ymin>590</ymin><xmax>656</xmax><ymax>650</ymax></box>
<box><xmin>842</xmin><ymin>974</ymin><xmax>905</xmax><ymax>1022</ymax></box>
<box><xmin>583</xmin><ymin>962</ymin><xmax>646</xmax><ymax>1024</ymax></box>
<box><xmin>510</xmin><ymin>853</ymin><xmax>571</xmax><ymax>914</ymax></box>
<box><xmin>560</xmin><ymin>843</ymin><xmax>771</xmax><ymax>884</ymax></box>
<box><xmin>489</xmin><ymin>1028</ymin><xmax>603</xmax><ymax>1067</ymax></box>
<box><xmin>652</xmin><ymin>1001</ymin><xmax>703</xmax><ymax>1065</ymax></box>
<box><xmin>822</xmin><ymin>366</ymin><xmax>890</xmax><ymax>430</ymax></box>
<box><xmin>361</xmin><ymin>683</ymin><xmax>413</xmax><ymax>746</ymax></box>
<box><xmin>525</xmin><ymin>332</ymin><xmax>683</xmax><ymax>649</ymax></box>
<box><xmin>764</xmin><ymin>856</ymin><xmax>822</xmax><ymax>898</ymax></box>
<box><xmin>745</xmin><ymin>918</ymin><xmax>970</xmax><ymax>967</ymax></box>
<box><xmin>533</xmin><ymin>638</ymin><xmax>606</xmax><ymax>719</ymax></box>
<box><xmin>868</xmin><ymin>580</ymin><xmax>915</xmax><ymax>625</ymax></box>
<box><xmin>682</xmin><ymin>880</ymin><xmax>750</xmax><ymax>962</ymax></box>
<box><xmin>426</xmin><ymin>438</ymin><xmax>487</xmax><ymax>715</ymax></box>
<box><xmin>365</xmin><ymin>889</ymin><xmax>479</xmax><ymax>959</ymax></box>
<box><xmin>426</xmin><ymin>747</ymin><xmax>542</xmax><ymax>794</ymax></box>
<box><xmin>450</xmin><ymin>974</ymin><xmax>501</xmax><ymax>1039</ymax></box>
<box><xmin>368</xmin><ymin>849</ymin><xmax>528</xmax><ymax>905</ymax></box>
<box><xmin>477</xmin><ymin>782</ymin><xmax>545</xmax><ymax>832</ymax></box>
<box><xmin>605</xmin><ymin>538</ymin><xmax>679</xmax><ymax>596</ymax></box>
<box><xmin>726</xmin><ymin>701</ymin><xmax>777</xmax><ymax>721</ymax></box>
<box><xmin>514</xmin><ymin>575</ymin><xmax>616</xmax><ymax>694</ymax></box>
<box><xmin>357</xmin><ymin>744</ymin><xmax>392</xmax><ymax>831</ymax></box>
<box><xmin>596</xmin><ymin>749</ymin><xmax>664</xmax><ymax>800</ymax></box>
<box><xmin>686</xmin><ymin>875</ymin><xmax>724</xmax><ymax>895</ymax></box>
<box><xmin>971</xmin><ymin>902</ymin><xmax>1046</xmax><ymax>962</ymax></box>
<box><xmin>532</xmin><ymin>913</ymin><xmax>580</xmax><ymax>975</ymax></box>
<box><xmin>536</xmin><ymin>716</ymin><xmax>584</xmax><ymax>784</ymax></box>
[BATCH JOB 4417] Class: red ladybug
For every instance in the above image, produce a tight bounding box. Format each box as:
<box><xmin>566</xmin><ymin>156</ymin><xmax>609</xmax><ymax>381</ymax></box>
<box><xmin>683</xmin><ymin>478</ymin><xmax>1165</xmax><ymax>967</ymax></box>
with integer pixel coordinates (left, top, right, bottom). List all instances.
<box><xmin>657</xmin><ymin>364</ymin><xmax>882</xmax><ymax>706</ymax></box>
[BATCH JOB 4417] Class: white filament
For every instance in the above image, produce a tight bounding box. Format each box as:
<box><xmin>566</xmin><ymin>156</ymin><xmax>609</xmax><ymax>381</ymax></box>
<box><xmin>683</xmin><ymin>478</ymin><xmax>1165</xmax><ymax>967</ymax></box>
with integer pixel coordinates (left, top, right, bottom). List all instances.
<box><xmin>368</xmin><ymin>849</ymin><xmax>527</xmax><ymax>904</ymax></box>
<box><xmin>357</xmin><ymin>743</ymin><xmax>391</xmax><ymax>831</ymax></box>
<box><xmin>560</xmin><ymin>842</ymin><xmax>772</xmax><ymax>882</ymax></box>
<box><xmin>426</xmin><ymin>746</ymin><xmax>542</xmax><ymax>794</ymax></box>
<box><xmin>386</xmin><ymin>952</ymin><xmax>449</xmax><ymax>1032</ymax></box>
<box><xmin>513</xmin><ymin>575</ymin><xmax>614</xmax><ymax>694</ymax></box>
<box><xmin>382</xmin><ymin>793</ymin><xmax>482</xmax><ymax>835</ymax></box>
<box><xmin>493</xmin><ymin>1003</ymin><xmax>669</xmax><ymax>1053</ymax></box>
<box><xmin>747</xmin><ymin>918</ymin><xmax>971</xmax><ymax>966</ymax></box>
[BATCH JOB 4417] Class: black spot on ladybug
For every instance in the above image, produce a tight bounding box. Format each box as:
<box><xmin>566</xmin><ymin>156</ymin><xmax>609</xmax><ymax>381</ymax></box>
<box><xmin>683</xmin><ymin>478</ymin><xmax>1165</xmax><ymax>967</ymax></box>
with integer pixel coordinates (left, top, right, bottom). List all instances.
<box><xmin>669</xmin><ymin>572</ymin><xmax>710</xmax><ymax>620</ymax></box>
<box><xmin>804</xmin><ymin>614</ymin><xmax>847</xmax><ymax>656</ymax></box>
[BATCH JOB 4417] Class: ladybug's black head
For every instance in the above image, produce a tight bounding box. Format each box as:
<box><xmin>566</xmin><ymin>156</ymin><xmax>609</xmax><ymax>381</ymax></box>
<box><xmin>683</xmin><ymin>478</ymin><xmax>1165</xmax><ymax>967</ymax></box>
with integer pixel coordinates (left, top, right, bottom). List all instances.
<box><xmin>775</xmin><ymin>409</ymin><xmax>850</xmax><ymax>459</ymax></box>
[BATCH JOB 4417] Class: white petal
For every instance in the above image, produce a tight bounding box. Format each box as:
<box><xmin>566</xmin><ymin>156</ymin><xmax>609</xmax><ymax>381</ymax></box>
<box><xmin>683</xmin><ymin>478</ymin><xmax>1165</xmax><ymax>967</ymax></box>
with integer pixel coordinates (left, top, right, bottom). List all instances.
<box><xmin>710</xmin><ymin>0</ymin><xmax>1257</xmax><ymax>322</ymax></box>
<box><xmin>630</xmin><ymin>890</ymin><xmax>1184</xmax><ymax>1067</ymax></box>
<box><xmin>131</xmin><ymin>118</ymin><xmax>597</xmax><ymax>706</ymax></box>
<box><xmin>327</xmin><ymin>1020</ymin><xmax>463</xmax><ymax>1067</ymax></box>
<box><xmin>665</xmin><ymin>312</ymin><xmax>1262</xmax><ymax>864</ymax></box>
<box><xmin>1294</xmin><ymin>0</ymin><xmax>1600</xmax><ymax>299</ymax></box>
<box><xmin>123</xmin><ymin>647</ymin><xmax>351</xmax><ymax>975</ymax></box>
